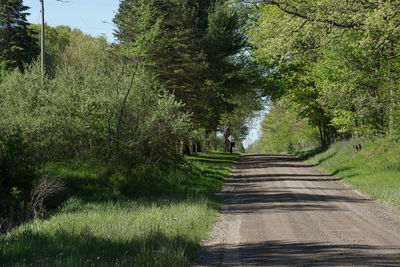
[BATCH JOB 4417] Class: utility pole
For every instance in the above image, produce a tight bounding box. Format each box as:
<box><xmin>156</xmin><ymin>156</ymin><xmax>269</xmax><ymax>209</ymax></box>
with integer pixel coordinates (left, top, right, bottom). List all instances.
<box><xmin>40</xmin><ymin>0</ymin><xmax>45</xmax><ymax>75</ymax></box>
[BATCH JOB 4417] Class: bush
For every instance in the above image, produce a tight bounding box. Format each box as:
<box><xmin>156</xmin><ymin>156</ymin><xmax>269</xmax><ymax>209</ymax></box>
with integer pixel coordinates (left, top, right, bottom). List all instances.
<box><xmin>0</xmin><ymin>131</ymin><xmax>37</xmax><ymax>233</ymax></box>
<box><xmin>0</xmin><ymin>61</ymin><xmax>192</xmax><ymax>164</ymax></box>
<box><xmin>0</xmin><ymin>36</ymin><xmax>194</xmax><ymax>233</ymax></box>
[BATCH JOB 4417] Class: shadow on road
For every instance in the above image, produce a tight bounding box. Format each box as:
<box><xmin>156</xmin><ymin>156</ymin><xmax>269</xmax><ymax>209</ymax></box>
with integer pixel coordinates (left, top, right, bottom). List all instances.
<box><xmin>192</xmin><ymin>154</ymin><xmax>400</xmax><ymax>267</ymax></box>
<box><xmin>223</xmin><ymin>155</ymin><xmax>365</xmax><ymax>214</ymax></box>
<box><xmin>220</xmin><ymin>190</ymin><xmax>369</xmax><ymax>214</ymax></box>
<box><xmin>234</xmin><ymin>154</ymin><xmax>316</xmax><ymax>169</ymax></box>
<box><xmin>197</xmin><ymin>240</ymin><xmax>400</xmax><ymax>266</ymax></box>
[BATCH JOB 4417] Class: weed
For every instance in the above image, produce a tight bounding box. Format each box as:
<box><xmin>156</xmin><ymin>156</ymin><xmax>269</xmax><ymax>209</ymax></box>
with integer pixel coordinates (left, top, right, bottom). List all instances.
<box><xmin>298</xmin><ymin>138</ymin><xmax>400</xmax><ymax>209</ymax></box>
<box><xmin>0</xmin><ymin>152</ymin><xmax>238</xmax><ymax>267</ymax></box>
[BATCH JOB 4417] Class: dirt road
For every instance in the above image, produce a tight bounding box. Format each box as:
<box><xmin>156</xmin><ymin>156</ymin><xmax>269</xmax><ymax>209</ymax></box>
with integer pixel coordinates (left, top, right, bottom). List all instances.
<box><xmin>193</xmin><ymin>154</ymin><xmax>400</xmax><ymax>266</ymax></box>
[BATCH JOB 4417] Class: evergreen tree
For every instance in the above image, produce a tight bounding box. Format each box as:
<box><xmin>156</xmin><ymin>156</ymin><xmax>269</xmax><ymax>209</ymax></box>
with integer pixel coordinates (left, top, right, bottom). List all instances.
<box><xmin>114</xmin><ymin>0</ymin><xmax>212</xmax><ymax>127</ymax></box>
<box><xmin>114</xmin><ymin>0</ymin><xmax>262</xmax><ymax>138</ymax></box>
<box><xmin>0</xmin><ymin>0</ymin><xmax>38</xmax><ymax>71</ymax></box>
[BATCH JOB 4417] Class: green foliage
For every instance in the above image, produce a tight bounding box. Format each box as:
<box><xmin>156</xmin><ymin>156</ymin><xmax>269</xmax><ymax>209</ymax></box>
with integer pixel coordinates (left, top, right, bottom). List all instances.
<box><xmin>248</xmin><ymin>0</ymin><xmax>400</xmax><ymax>143</ymax></box>
<box><xmin>248</xmin><ymin>100</ymin><xmax>319</xmax><ymax>153</ymax></box>
<box><xmin>0</xmin><ymin>62</ymin><xmax>9</xmax><ymax>81</ymax></box>
<box><xmin>114</xmin><ymin>0</ymin><xmax>263</xmax><ymax>137</ymax></box>
<box><xmin>1</xmin><ymin>198</ymin><xmax>208</xmax><ymax>267</ymax></box>
<box><xmin>0</xmin><ymin>0</ymin><xmax>38</xmax><ymax>70</ymax></box>
<box><xmin>204</xmin><ymin>2</ymin><xmax>265</xmax><ymax>141</ymax></box>
<box><xmin>0</xmin><ymin>131</ymin><xmax>36</xmax><ymax>197</ymax></box>
<box><xmin>298</xmin><ymin>138</ymin><xmax>400</xmax><ymax>209</ymax></box>
<box><xmin>220</xmin><ymin>91</ymin><xmax>263</xmax><ymax>143</ymax></box>
<box><xmin>0</xmin><ymin>131</ymin><xmax>38</xmax><ymax>233</ymax></box>
<box><xmin>204</xmin><ymin>0</ymin><xmax>244</xmax><ymax>62</ymax></box>
<box><xmin>0</xmin><ymin>34</ymin><xmax>191</xmax><ymax>163</ymax></box>
<box><xmin>0</xmin><ymin>31</ymin><xmax>194</xmax><ymax>231</ymax></box>
<box><xmin>114</xmin><ymin>0</ymin><xmax>209</xmax><ymax>122</ymax></box>
<box><xmin>312</xmin><ymin>32</ymin><xmax>394</xmax><ymax>135</ymax></box>
<box><xmin>113</xmin><ymin>0</ymin><xmax>167</xmax><ymax>68</ymax></box>
<box><xmin>0</xmin><ymin>152</ymin><xmax>238</xmax><ymax>266</ymax></box>
<box><xmin>28</xmin><ymin>25</ymin><xmax>94</xmax><ymax>75</ymax></box>
<box><xmin>43</xmin><ymin>152</ymin><xmax>237</xmax><ymax>202</ymax></box>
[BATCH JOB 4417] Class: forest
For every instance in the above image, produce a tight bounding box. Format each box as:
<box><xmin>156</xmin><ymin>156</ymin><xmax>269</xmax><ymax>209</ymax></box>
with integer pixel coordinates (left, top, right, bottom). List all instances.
<box><xmin>0</xmin><ymin>0</ymin><xmax>263</xmax><ymax>232</ymax></box>
<box><xmin>247</xmin><ymin>0</ymin><xmax>400</xmax><ymax>153</ymax></box>
<box><xmin>1</xmin><ymin>0</ymin><xmax>400</xmax><ymax>266</ymax></box>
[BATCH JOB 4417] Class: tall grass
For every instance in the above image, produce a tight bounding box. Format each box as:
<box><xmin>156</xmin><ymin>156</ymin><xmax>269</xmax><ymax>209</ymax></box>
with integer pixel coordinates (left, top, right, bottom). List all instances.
<box><xmin>297</xmin><ymin>138</ymin><xmax>400</xmax><ymax>209</ymax></box>
<box><xmin>0</xmin><ymin>152</ymin><xmax>238</xmax><ymax>267</ymax></box>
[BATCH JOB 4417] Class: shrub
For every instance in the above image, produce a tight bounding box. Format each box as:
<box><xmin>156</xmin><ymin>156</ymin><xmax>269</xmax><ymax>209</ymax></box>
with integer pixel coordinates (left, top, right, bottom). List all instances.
<box><xmin>0</xmin><ymin>131</ymin><xmax>37</xmax><ymax>233</ymax></box>
<box><xmin>0</xmin><ymin>34</ymin><xmax>194</xmax><ymax>233</ymax></box>
<box><xmin>0</xmin><ymin>62</ymin><xmax>192</xmax><ymax>164</ymax></box>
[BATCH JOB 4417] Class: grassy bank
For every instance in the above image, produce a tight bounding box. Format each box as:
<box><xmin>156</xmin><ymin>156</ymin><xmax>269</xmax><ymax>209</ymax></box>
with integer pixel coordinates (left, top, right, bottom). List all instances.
<box><xmin>0</xmin><ymin>152</ymin><xmax>238</xmax><ymax>267</ymax></box>
<box><xmin>297</xmin><ymin>138</ymin><xmax>400</xmax><ymax>209</ymax></box>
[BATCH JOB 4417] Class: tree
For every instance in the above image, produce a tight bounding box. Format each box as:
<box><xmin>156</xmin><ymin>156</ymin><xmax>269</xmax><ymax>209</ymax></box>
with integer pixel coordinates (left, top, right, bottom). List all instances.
<box><xmin>248</xmin><ymin>100</ymin><xmax>319</xmax><ymax>153</ymax></box>
<box><xmin>114</xmin><ymin>0</ymin><xmax>263</xmax><ymax>149</ymax></box>
<box><xmin>28</xmin><ymin>25</ymin><xmax>82</xmax><ymax>76</ymax></box>
<box><xmin>248</xmin><ymin>0</ymin><xmax>400</xmax><ymax>144</ymax></box>
<box><xmin>0</xmin><ymin>0</ymin><xmax>38</xmax><ymax>71</ymax></box>
<box><xmin>114</xmin><ymin>0</ymin><xmax>211</xmax><ymax>129</ymax></box>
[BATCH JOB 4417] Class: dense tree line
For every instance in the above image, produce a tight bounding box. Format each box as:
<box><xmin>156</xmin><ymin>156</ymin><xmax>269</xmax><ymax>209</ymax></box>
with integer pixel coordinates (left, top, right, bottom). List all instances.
<box><xmin>0</xmin><ymin>0</ymin><xmax>263</xmax><ymax>231</ymax></box>
<box><xmin>247</xmin><ymin>0</ymin><xmax>400</xmax><ymax>149</ymax></box>
<box><xmin>114</xmin><ymin>0</ymin><xmax>264</xmax><ymax>150</ymax></box>
<box><xmin>247</xmin><ymin>100</ymin><xmax>320</xmax><ymax>153</ymax></box>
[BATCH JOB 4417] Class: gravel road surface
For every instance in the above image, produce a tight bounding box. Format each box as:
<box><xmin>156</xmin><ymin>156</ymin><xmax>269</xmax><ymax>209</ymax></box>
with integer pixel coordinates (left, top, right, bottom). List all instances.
<box><xmin>193</xmin><ymin>154</ymin><xmax>400</xmax><ymax>267</ymax></box>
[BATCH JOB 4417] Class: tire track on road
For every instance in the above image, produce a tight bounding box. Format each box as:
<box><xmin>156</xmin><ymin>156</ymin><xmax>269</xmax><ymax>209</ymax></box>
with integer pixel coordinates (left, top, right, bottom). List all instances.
<box><xmin>193</xmin><ymin>154</ymin><xmax>400</xmax><ymax>267</ymax></box>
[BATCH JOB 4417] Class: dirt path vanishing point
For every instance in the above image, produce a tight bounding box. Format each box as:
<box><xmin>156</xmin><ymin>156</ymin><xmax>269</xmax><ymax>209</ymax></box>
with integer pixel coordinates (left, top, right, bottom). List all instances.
<box><xmin>193</xmin><ymin>154</ymin><xmax>400</xmax><ymax>267</ymax></box>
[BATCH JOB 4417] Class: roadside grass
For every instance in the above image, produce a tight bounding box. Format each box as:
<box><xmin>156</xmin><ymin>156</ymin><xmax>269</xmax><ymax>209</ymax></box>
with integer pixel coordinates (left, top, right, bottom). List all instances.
<box><xmin>297</xmin><ymin>138</ymin><xmax>400</xmax><ymax>209</ymax></box>
<box><xmin>0</xmin><ymin>152</ymin><xmax>238</xmax><ymax>267</ymax></box>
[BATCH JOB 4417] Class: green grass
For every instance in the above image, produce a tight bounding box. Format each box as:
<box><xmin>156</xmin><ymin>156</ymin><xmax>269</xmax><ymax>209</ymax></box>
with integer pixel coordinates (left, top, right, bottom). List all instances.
<box><xmin>0</xmin><ymin>152</ymin><xmax>239</xmax><ymax>267</ymax></box>
<box><xmin>297</xmin><ymin>138</ymin><xmax>400</xmax><ymax>209</ymax></box>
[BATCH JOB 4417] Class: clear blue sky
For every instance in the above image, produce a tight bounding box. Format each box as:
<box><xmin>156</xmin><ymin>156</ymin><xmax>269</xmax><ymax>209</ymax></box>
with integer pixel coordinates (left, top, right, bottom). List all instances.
<box><xmin>23</xmin><ymin>0</ymin><xmax>119</xmax><ymax>42</ymax></box>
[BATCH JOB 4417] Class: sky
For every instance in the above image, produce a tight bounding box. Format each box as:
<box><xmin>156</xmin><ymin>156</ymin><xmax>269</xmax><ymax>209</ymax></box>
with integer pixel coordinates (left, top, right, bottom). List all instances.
<box><xmin>242</xmin><ymin>107</ymin><xmax>268</xmax><ymax>149</ymax></box>
<box><xmin>23</xmin><ymin>0</ymin><xmax>119</xmax><ymax>42</ymax></box>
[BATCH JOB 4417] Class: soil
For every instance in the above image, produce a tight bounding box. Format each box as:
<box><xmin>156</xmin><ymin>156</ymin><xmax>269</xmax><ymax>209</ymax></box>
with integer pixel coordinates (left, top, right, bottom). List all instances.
<box><xmin>192</xmin><ymin>154</ymin><xmax>400</xmax><ymax>267</ymax></box>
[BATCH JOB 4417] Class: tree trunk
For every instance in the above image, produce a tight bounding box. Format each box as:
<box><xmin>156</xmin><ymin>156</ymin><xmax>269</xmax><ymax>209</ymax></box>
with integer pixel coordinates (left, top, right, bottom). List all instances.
<box><xmin>329</xmin><ymin>126</ymin><xmax>336</xmax><ymax>144</ymax></box>
<box><xmin>196</xmin><ymin>142</ymin><xmax>201</xmax><ymax>153</ymax></box>
<box><xmin>180</xmin><ymin>141</ymin><xmax>191</xmax><ymax>155</ymax></box>
<box><xmin>319</xmin><ymin>126</ymin><xmax>325</xmax><ymax>147</ymax></box>
<box><xmin>188</xmin><ymin>141</ymin><xmax>194</xmax><ymax>155</ymax></box>
<box><xmin>179</xmin><ymin>140</ymin><xmax>184</xmax><ymax>155</ymax></box>
<box><xmin>193</xmin><ymin>143</ymin><xmax>197</xmax><ymax>154</ymax></box>
<box><xmin>185</xmin><ymin>144</ymin><xmax>191</xmax><ymax>155</ymax></box>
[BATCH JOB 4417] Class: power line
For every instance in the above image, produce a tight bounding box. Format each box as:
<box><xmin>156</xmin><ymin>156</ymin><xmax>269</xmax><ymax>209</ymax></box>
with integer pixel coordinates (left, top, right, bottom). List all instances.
<box><xmin>39</xmin><ymin>0</ymin><xmax>69</xmax><ymax>75</ymax></box>
<box><xmin>67</xmin><ymin>2</ymin><xmax>91</xmax><ymax>30</ymax></box>
<box><xmin>35</xmin><ymin>0</ymin><xmax>116</xmax><ymax>58</ymax></box>
<box><xmin>65</xmin><ymin>1</ymin><xmax>116</xmax><ymax>7</ymax></box>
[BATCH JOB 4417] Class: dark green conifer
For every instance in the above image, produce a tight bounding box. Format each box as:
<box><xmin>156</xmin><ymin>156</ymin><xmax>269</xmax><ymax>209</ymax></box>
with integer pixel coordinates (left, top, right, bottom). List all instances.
<box><xmin>0</xmin><ymin>0</ymin><xmax>38</xmax><ymax>71</ymax></box>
